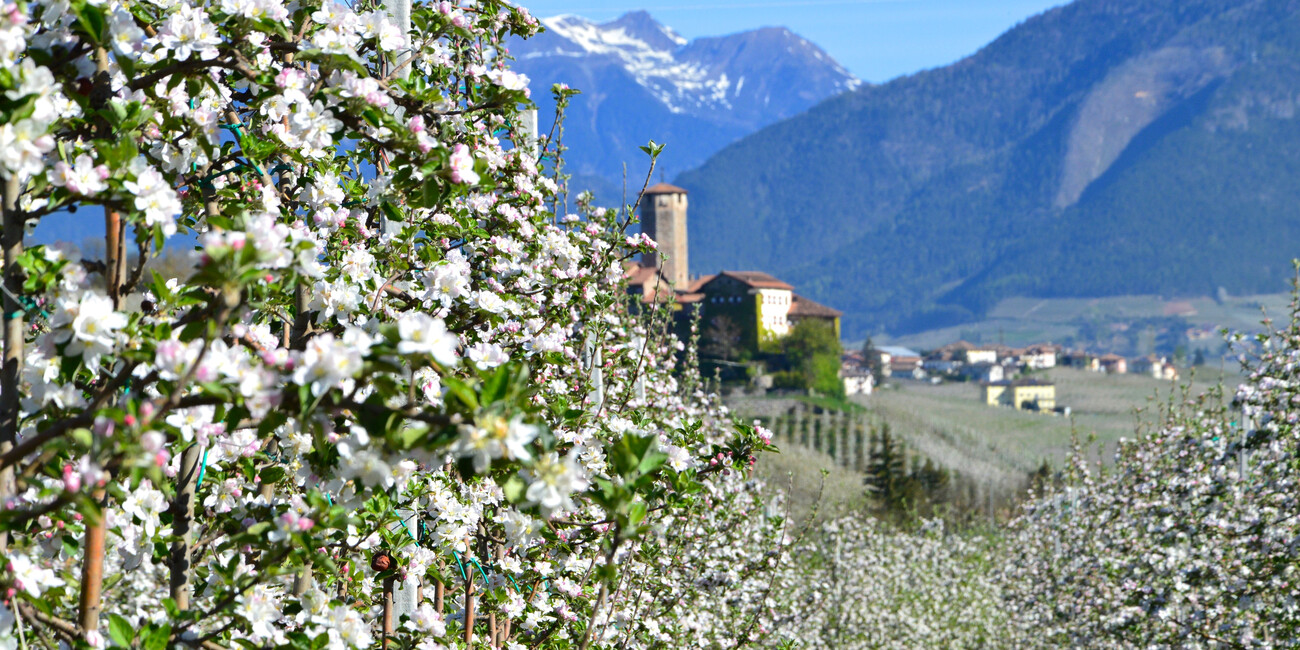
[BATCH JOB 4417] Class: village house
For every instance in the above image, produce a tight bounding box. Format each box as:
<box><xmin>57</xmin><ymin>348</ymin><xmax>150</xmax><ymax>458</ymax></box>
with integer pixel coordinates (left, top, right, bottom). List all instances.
<box><xmin>962</xmin><ymin>362</ymin><xmax>1005</xmax><ymax>383</ymax></box>
<box><xmin>1018</xmin><ymin>344</ymin><xmax>1060</xmax><ymax>369</ymax></box>
<box><xmin>1130</xmin><ymin>355</ymin><xmax>1180</xmax><ymax>381</ymax></box>
<box><xmin>1062</xmin><ymin>350</ymin><xmax>1101</xmax><ymax>372</ymax></box>
<box><xmin>843</xmin><ymin>368</ymin><xmax>875</xmax><ymax>396</ymax></box>
<box><xmin>1099</xmin><ymin>354</ymin><xmax>1128</xmax><ymax>375</ymax></box>
<box><xmin>932</xmin><ymin>341</ymin><xmax>998</xmax><ymax>365</ymax></box>
<box><xmin>874</xmin><ymin>346</ymin><xmax>924</xmax><ymax>380</ymax></box>
<box><xmin>982</xmin><ymin>378</ymin><xmax>1057</xmax><ymax>411</ymax></box>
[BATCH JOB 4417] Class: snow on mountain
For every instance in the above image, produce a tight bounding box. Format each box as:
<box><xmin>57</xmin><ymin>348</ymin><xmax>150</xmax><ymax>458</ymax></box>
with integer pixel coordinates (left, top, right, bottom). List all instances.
<box><xmin>507</xmin><ymin>11</ymin><xmax>859</xmax><ymax>196</ymax></box>
<box><xmin>521</xmin><ymin>11</ymin><xmax>858</xmax><ymax>119</ymax></box>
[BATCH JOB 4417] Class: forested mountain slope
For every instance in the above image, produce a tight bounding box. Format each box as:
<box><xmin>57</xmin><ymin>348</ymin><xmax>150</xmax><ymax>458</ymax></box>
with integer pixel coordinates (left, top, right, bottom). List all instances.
<box><xmin>677</xmin><ymin>0</ymin><xmax>1300</xmax><ymax>338</ymax></box>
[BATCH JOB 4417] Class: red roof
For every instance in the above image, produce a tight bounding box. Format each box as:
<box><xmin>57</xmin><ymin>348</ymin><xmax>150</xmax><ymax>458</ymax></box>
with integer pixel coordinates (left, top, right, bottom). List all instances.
<box><xmin>789</xmin><ymin>293</ymin><xmax>842</xmax><ymax>318</ymax></box>
<box><xmin>714</xmin><ymin>271</ymin><xmax>794</xmax><ymax>291</ymax></box>
<box><xmin>644</xmin><ymin>182</ymin><xmax>688</xmax><ymax>195</ymax></box>
<box><xmin>624</xmin><ymin>264</ymin><xmax>662</xmax><ymax>287</ymax></box>
<box><xmin>684</xmin><ymin>274</ymin><xmax>715</xmax><ymax>293</ymax></box>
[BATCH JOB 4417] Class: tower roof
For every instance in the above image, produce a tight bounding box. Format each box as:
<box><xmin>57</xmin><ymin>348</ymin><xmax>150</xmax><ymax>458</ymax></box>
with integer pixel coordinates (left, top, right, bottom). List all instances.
<box><xmin>644</xmin><ymin>182</ymin><xmax>688</xmax><ymax>195</ymax></box>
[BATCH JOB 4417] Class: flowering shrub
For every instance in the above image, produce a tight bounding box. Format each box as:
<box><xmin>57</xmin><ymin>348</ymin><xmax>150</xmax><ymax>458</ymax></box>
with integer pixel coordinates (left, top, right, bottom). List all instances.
<box><xmin>0</xmin><ymin>0</ymin><xmax>787</xmax><ymax>648</ymax></box>
<box><xmin>1003</xmin><ymin>298</ymin><xmax>1300</xmax><ymax>647</ymax></box>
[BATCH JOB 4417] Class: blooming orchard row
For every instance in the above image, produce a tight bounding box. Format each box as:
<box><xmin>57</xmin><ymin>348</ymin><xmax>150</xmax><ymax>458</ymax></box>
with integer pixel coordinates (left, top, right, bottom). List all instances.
<box><xmin>0</xmin><ymin>0</ymin><xmax>792</xmax><ymax>648</ymax></box>
<box><xmin>1001</xmin><ymin>300</ymin><xmax>1300</xmax><ymax>648</ymax></box>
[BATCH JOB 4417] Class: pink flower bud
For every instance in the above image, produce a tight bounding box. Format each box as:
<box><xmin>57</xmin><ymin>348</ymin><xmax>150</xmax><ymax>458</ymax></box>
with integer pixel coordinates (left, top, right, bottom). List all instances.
<box><xmin>62</xmin><ymin>464</ymin><xmax>81</xmax><ymax>493</ymax></box>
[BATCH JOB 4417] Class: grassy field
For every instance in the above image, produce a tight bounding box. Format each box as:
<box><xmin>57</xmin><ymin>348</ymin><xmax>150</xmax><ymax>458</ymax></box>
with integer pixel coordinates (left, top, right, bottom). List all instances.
<box><xmin>736</xmin><ymin>365</ymin><xmax>1244</xmax><ymax>512</ymax></box>
<box><xmin>875</xmin><ymin>292</ymin><xmax>1292</xmax><ymax>351</ymax></box>
<box><xmin>753</xmin><ymin>444</ymin><xmax>870</xmax><ymax>521</ymax></box>
<box><xmin>861</xmin><ymin>366</ymin><xmax>1241</xmax><ymax>482</ymax></box>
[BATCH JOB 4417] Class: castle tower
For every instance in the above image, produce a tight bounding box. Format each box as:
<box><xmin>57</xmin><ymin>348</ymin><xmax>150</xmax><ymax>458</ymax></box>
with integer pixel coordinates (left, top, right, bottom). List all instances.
<box><xmin>640</xmin><ymin>183</ymin><xmax>689</xmax><ymax>286</ymax></box>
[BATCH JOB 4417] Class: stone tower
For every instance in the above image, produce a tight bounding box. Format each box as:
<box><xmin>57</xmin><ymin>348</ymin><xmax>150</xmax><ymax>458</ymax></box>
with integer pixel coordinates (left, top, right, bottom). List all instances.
<box><xmin>640</xmin><ymin>183</ymin><xmax>689</xmax><ymax>286</ymax></box>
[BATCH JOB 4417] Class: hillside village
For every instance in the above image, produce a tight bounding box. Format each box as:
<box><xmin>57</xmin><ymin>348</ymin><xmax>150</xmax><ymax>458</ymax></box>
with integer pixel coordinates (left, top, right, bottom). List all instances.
<box><xmin>624</xmin><ymin>183</ymin><xmax>843</xmax><ymax>389</ymax></box>
<box><xmin>623</xmin><ymin>182</ymin><xmax>1187</xmax><ymax>415</ymax></box>
<box><xmin>842</xmin><ymin>339</ymin><xmax>1183</xmax><ymax>413</ymax></box>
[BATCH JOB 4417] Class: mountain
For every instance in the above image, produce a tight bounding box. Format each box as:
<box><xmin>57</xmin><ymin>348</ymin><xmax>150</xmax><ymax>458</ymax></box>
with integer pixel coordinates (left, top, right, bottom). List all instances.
<box><xmin>676</xmin><ymin>0</ymin><xmax>1300</xmax><ymax>339</ymax></box>
<box><xmin>507</xmin><ymin>12</ymin><xmax>860</xmax><ymax>201</ymax></box>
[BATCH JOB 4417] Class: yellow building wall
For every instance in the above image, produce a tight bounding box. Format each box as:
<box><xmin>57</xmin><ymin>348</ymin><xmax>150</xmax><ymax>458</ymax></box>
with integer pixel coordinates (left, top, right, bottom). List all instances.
<box><xmin>984</xmin><ymin>384</ymin><xmax>1056</xmax><ymax>410</ymax></box>
<box><xmin>983</xmin><ymin>385</ymin><xmax>1008</xmax><ymax>406</ymax></box>
<box><xmin>1011</xmin><ymin>385</ymin><xmax>1056</xmax><ymax>410</ymax></box>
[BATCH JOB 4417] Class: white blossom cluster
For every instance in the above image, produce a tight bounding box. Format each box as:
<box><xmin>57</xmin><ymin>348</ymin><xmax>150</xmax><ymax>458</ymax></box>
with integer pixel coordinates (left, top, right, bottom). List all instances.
<box><xmin>759</xmin><ymin>515</ymin><xmax>1010</xmax><ymax>648</ymax></box>
<box><xmin>1002</xmin><ymin>314</ymin><xmax>1300</xmax><ymax>647</ymax></box>
<box><xmin>0</xmin><ymin>0</ymin><xmax>791</xmax><ymax>648</ymax></box>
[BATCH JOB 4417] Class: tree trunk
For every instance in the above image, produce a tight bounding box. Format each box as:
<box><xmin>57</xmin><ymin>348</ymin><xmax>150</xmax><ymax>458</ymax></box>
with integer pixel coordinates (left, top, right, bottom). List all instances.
<box><xmin>168</xmin><ymin>444</ymin><xmax>202</xmax><ymax>608</ymax></box>
<box><xmin>0</xmin><ymin>174</ymin><xmax>22</xmax><ymax>553</ymax></box>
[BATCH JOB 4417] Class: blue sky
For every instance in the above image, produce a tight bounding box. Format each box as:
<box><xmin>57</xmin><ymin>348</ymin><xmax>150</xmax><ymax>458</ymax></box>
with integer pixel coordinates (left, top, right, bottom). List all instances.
<box><xmin>519</xmin><ymin>0</ymin><xmax>1068</xmax><ymax>83</ymax></box>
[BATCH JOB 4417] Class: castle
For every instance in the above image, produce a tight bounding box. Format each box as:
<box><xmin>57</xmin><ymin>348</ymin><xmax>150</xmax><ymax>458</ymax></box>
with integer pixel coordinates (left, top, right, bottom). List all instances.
<box><xmin>625</xmin><ymin>183</ymin><xmax>841</xmax><ymax>353</ymax></box>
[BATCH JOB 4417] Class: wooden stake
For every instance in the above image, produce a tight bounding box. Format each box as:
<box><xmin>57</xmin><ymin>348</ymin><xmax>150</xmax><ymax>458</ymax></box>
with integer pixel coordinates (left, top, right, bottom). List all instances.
<box><xmin>463</xmin><ymin>556</ymin><xmax>475</xmax><ymax>647</ymax></box>
<box><xmin>78</xmin><ymin>490</ymin><xmax>106</xmax><ymax>636</ymax></box>
<box><xmin>381</xmin><ymin>576</ymin><xmax>395</xmax><ymax>649</ymax></box>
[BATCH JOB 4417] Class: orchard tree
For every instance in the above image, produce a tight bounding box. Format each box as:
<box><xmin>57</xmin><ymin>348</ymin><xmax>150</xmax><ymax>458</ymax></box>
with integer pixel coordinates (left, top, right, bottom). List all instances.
<box><xmin>0</xmin><ymin>1</ymin><xmax>790</xmax><ymax>648</ymax></box>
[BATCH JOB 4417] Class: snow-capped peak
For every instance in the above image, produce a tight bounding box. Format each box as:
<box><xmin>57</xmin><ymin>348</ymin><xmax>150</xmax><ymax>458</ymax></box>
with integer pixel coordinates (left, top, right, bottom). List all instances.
<box><xmin>526</xmin><ymin>11</ymin><xmax>859</xmax><ymax>117</ymax></box>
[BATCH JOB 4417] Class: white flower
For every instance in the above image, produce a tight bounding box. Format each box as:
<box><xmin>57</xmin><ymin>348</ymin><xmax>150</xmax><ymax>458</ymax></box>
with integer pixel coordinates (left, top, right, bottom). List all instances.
<box><xmin>467</xmin><ymin>341</ymin><xmax>508</xmax><ymax>369</ymax></box>
<box><xmin>522</xmin><ymin>451</ymin><xmax>589</xmax><ymax>517</ymax></box>
<box><xmin>476</xmin><ymin>291</ymin><xmax>507</xmax><ymax>314</ymax></box>
<box><xmin>339</xmin><ymin>448</ymin><xmax>393</xmax><ymax>490</ymax></box>
<box><xmin>0</xmin><ymin>118</ymin><xmax>54</xmax><ymax>179</ymax></box>
<box><xmin>451</xmin><ymin>415</ymin><xmax>539</xmax><ymax>473</ymax></box>
<box><xmin>51</xmin><ymin>291</ymin><xmax>127</xmax><ymax>371</ymax></box>
<box><xmin>237</xmin><ymin>584</ymin><xmax>281</xmax><ymax>642</ymax></box>
<box><xmin>7</xmin><ymin>554</ymin><xmax>64</xmax><ymax>598</ymax></box>
<box><xmin>109</xmin><ymin>9</ymin><xmax>147</xmax><ymax>58</ymax></box>
<box><xmin>155</xmin><ymin>4</ymin><xmax>222</xmax><ymax>61</ymax></box>
<box><xmin>121</xmin><ymin>480</ymin><xmax>168</xmax><ymax>537</ymax></box>
<box><xmin>292</xmin><ymin>333</ymin><xmax>363</xmax><ymax>396</ymax></box>
<box><xmin>405</xmin><ymin>603</ymin><xmax>446</xmax><ymax>636</ymax></box>
<box><xmin>413</xmin><ymin>367</ymin><xmax>444</xmax><ymax>405</ymax></box>
<box><xmin>501</xmin><ymin>509</ymin><xmax>542</xmax><ymax>548</ymax></box>
<box><xmin>123</xmin><ymin>166</ymin><xmax>181</xmax><ymax>236</ymax></box>
<box><xmin>324</xmin><ymin>605</ymin><xmax>373</xmax><ymax>648</ymax></box>
<box><xmin>396</xmin><ymin>313</ymin><xmax>459</xmax><ymax>366</ymax></box>
<box><xmin>50</xmin><ymin>154</ymin><xmax>107</xmax><ymax>195</ymax></box>
<box><xmin>487</xmin><ymin>69</ymin><xmax>529</xmax><ymax>91</ymax></box>
<box><xmin>448</xmin><ymin>144</ymin><xmax>479</xmax><ymax>185</ymax></box>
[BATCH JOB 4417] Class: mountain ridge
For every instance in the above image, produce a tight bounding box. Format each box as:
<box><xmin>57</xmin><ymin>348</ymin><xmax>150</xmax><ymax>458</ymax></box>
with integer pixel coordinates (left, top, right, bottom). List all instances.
<box><xmin>676</xmin><ymin>0</ymin><xmax>1300</xmax><ymax>339</ymax></box>
<box><xmin>507</xmin><ymin>12</ymin><xmax>859</xmax><ymax>196</ymax></box>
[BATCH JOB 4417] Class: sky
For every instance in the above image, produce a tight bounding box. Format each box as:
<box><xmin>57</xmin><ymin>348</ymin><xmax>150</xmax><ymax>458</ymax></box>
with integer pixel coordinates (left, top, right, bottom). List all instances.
<box><xmin>518</xmin><ymin>0</ymin><xmax>1068</xmax><ymax>84</ymax></box>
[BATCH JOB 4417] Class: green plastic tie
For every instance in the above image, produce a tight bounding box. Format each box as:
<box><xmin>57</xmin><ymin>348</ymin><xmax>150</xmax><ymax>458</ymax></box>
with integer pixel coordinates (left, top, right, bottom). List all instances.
<box><xmin>452</xmin><ymin>550</ymin><xmax>468</xmax><ymax>581</ymax></box>
<box><xmin>470</xmin><ymin>557</ymin><xmax>489</xmax><ymax>584</ymax></box>
<box><xmin>394</xmin><ymin>510</ymin><xmax>417</xmax><ymax>541</ymax></box>
<box><xmin>195</xmin><ymin>447</ymin><xmax>209</xmax><ymax>488</ymax></box>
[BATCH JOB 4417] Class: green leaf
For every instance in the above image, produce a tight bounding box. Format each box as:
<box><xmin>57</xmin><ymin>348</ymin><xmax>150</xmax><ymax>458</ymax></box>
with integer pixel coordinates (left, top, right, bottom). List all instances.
<box><xmin>442</xmin><ymin>376</ymin><xmax>479</xmax><ymax>410</ymax></box>
<box><xmin>74</xmin><ymin>2</ymin><xmax>107</xmax><ymax>43</ymax></box>
<box><xmin>637</xmin><ymin>451</ymin><xmax>668</xmax><ymax>476</ymax></box>
<box><xmin>259</xmin><ymin>466</ymin><xmax>286</xmax><ymax>484</ymax></box>
<box><xmin>108</xmin><ymin>614</ymin><xmax>134</xmax><ymax>647</ymax></box>
<box><xmin>627</xmin><ymin>500</ymin><xmax>648</xmax><ymax>527</ymax></box>
<box><xmin>502</xmin><ymin>474</ymin><xmax>526</xmax><ymax>504</ymax></box>
<box><xmin>142</xmin><ymin>624</ymin><xmax>172</xmax><ymax>650</ymax></box>
<box><xmin>481</xmin><ymin>364</ymin><xmax>510</xmax><ymax>404</ymax></box>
